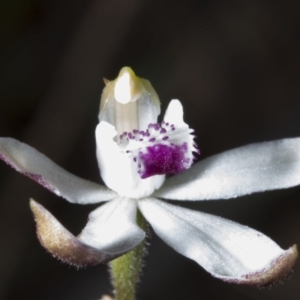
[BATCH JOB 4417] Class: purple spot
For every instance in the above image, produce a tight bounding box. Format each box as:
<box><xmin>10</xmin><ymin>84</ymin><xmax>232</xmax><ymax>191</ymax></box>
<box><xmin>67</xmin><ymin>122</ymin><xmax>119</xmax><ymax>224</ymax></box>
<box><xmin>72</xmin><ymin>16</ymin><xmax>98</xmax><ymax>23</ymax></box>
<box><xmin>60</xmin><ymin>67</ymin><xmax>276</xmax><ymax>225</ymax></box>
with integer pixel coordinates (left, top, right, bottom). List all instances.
<box><xmin>166</xmin><ymin>122</ymin><xmax>169</xmax><ymax>126</ymax></box>
<box><xmin>160</xmin><ymin>128</ymin><xmax>167</xmax><ymax>134</ymax></box>
<box><xmin>133</xmin><ymin>157</ymin><xmax>137</xmax><ymax>162</ymax></box>
<box><xmin>133</xmin><ymin>129</ymin><xmax>139</xmax><ymax>134</ymax></box>
<box><xmin>149</xmin><ymin>137</ymin><xmax>156</xmax><ymax>142</ymax></box>
<box><xmin>139</xmin><ymin>138</ymin><xmax>144</xmax><ymax>141</ymax></box>
<box><xmin>128</xmin><ymin>133</ymin><xmax>133</xmax><ymax>139</ymax></box>
<box><xmin>153</xmin><ymin>123</ymin><xmax>160</xmax><ymax>130</ymax></box>
<box><xmin>172</xmin><ymin>127</ymin><xmax>175</xmax><ymax>131</ymax></box>
<box><xmin>162</xmin><ymin>136</ymin><xmax>169</xmax><ymax>141</ymax></box>
<box><xmin>138</xmin><ymin>143</ymin><xmax>190</xmax><ymax>179</ymax></box>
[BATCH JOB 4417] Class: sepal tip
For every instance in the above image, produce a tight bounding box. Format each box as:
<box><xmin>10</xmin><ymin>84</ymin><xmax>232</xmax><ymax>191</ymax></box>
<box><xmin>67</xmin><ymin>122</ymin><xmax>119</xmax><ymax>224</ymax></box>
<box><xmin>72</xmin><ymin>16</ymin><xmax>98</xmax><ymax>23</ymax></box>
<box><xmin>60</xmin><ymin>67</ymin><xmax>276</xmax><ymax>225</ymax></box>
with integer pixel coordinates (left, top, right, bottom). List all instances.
<box><xmin>29</xmin><ymin>199</ymin><xmax>115</xmax><ymax>267</ymax></box>
<box><xmin>222</xmin><ymin>244</ymin><xmax>298</xmax><ymax>287</ymax></box>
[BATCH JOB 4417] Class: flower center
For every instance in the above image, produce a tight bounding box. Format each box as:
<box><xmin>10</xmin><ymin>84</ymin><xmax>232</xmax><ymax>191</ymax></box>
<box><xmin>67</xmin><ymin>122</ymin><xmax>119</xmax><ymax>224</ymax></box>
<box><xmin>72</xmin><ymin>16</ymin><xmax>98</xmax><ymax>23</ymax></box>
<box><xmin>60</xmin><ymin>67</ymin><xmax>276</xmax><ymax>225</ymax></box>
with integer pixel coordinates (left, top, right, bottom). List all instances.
<box><xmin>96</xmin><ymin>67</ymin><xmax>199</xmax><ymax>198</ymax></box>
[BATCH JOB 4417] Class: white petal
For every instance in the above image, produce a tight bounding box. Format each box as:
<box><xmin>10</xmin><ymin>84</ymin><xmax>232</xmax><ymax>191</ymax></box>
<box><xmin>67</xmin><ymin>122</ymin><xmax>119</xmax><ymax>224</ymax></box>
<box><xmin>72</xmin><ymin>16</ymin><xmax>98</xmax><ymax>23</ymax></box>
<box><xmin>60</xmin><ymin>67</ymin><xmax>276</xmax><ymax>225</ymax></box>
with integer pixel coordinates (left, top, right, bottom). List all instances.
<box><xmin>0</xmin><ymin>138</ymin><xmax>116</xmax><ymax>204</ymax></box>
<box><xmin>30</xmin><ymin>198</ymin><xmax>144</xmax><ymax>266</ymax></box>
<box><xmin>155</xmin><ymin>138</ymin><xmax>300</xmax><ymax>200</ymax></box>
<box><xmin>95</xmin><ymin>122</ymin><xmax>165</xmax><ymax>198</ymax></box>
<box><xmin>163</xmin><ymin>99</ymin><xmax>185</xmax><ymax>125</ymax></box>
<box><xmin>79</xmin><ymin>197</ymin><xmax>145</xmax><ymax>254</ymax></box>
<box><xmin>138</xmin><ymin>198</ymin><xmax>297</xmax><ymax>286</ymax></box>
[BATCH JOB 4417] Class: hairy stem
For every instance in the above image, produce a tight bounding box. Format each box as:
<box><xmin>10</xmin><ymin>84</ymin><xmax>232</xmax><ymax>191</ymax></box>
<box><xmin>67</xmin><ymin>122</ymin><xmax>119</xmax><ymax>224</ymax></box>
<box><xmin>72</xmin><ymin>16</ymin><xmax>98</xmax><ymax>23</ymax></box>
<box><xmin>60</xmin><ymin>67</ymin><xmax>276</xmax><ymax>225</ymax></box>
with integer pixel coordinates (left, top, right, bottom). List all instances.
<box><xmin>109</xmin><ymin>210</ymin><xmax>148</xmax><ymax>300</ymax></box>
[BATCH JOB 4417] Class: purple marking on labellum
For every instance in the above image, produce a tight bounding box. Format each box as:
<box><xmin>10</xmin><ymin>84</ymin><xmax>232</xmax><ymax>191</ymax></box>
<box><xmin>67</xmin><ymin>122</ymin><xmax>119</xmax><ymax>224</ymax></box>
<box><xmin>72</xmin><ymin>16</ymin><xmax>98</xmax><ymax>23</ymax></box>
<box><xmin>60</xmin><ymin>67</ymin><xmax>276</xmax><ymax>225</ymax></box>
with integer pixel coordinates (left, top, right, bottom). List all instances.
<box><xmin>149</xmin><ymin>137</ymin><xmax>156</xmax><ymax>142</ymax></box>
<box><xmin>172</xmin><ymin>127</ymin><xmax>175</xmax><ymax>131</ymax></box>
<box><xmin>166</xmin><ymin>122</ymin><xmax>169</xmax><ymax>126</ymax></box>
<box><xmin>128</xmin><ymin>132</ymin><xmax>133</xmax><ymax>139</ymax></box>
<box><xmin>153</xmin><ymin>124</ymin><xmax>160</xmax><ymax>130</ymax></box>
<box><xmin>133</xmin><ymin>157</ymin><xmax>137</xmax><ymax>162</ymax></box>
<box><xmin>139</xmin><ymin>131</ymin><xmax>145</xmax><ymax>136</ymax></box>
<box><xmin>138</xmin><ymin>142</ymin><xmax>190</xmax><ymax>179</ymax></box>
<box><xmin>133</xmin><ymin>129</ymin><xmax>139</xmax><ymax>134</ymax></box>
<box><xmin>193</xmin><ymin>147</ymin><xmax>201</xmax><ymax>154</ymax></box>
<box><xmin>162</xmin><ymin>136</ymin><xmax>169</xmax><ymax>141</ymax></box>
<box><xmin>145</xmin><ymin>131</ymin><xmax>150</xmax><ymax>137</ymax></box>
<box><xmin>160</xmin><ymin>128</ymin><xmax>167</xmax><ymax>134</ymax></box>
<box><xmin>139</xmin><ymin>138</ymin><xmax>144</xmax><ymax>141</ymax></box>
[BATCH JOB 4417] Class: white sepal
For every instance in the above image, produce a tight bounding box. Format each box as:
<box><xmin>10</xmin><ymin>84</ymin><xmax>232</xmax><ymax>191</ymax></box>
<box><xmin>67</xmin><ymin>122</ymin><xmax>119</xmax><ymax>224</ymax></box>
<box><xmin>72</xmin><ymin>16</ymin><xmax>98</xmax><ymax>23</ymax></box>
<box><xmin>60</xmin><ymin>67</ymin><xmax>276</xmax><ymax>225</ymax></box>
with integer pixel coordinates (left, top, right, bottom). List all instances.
<box><xmin>0</xmin><ymin>138</ymin><xmax>116</xmax><ymax>204</ymax></box>
<box><xmin>138</xmin><ymin>198</ymin><xmax>297</xmax><ymax>286</ymax></box>
<box><xmin>30</xmin><ymin>198</ymin><xmax>145</xmax><ymax>266</ymax></box>
<box><xmin>155</xmin><ymin>138</ymin><xmax>300</xmax><ymax>200</ymax></box>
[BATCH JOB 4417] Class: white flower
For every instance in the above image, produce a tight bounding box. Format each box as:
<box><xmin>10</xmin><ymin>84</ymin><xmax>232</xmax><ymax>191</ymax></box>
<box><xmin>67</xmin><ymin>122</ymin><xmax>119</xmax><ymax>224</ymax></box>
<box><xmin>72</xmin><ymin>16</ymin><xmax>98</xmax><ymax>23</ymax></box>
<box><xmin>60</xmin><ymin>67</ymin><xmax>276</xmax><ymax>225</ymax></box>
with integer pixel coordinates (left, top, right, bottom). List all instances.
<box><xmin>0</xmin><ymin>67</ymin><xmax>298</xmax><ymax>287</ymax></box>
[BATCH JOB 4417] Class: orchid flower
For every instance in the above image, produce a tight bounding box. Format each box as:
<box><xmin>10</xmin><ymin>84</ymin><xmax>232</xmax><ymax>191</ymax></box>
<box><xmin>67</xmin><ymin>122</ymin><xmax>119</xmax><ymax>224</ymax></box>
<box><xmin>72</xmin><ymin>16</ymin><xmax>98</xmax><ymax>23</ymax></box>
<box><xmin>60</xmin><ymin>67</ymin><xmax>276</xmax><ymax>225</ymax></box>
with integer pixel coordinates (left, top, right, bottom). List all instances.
<box><xmin>0</xmin><ymin>67</ymin><xmax>298</xmax><ymax>293</ymax></box>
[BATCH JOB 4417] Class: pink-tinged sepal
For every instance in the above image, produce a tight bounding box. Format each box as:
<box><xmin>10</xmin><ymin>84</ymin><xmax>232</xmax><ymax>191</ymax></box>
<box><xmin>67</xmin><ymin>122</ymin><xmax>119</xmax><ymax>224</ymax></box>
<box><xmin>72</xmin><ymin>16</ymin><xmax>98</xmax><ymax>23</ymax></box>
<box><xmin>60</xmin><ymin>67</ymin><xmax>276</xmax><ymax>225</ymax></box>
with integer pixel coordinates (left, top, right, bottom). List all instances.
<box><xmin>155</xmin><ymin>137</ymin><xmax>300</xmax><ymax>201</ymax></box>
<box><xmin>0</xmin><ymin>138</ymin><xmax>116</xmax><ymax>204</ymax></box>
<box><xmin>222</xmin><ymin>245</ymin><xmax>297</xmax><ymax>287</ymax></box>
<box><xmin>138</xmin><ymin>198</ymin><xmax>297</xmax><ymax>287</ymax></box>
<box><xmin>0</xmin><ymin>149</ymin><xmax>56</xmax><ymax>193</ymax></box>
<box><xmin>30</xmin><ymin>198</ymin><xmax>145</xmax><ymax>266</ymax></box>
<box><xmin>30</xmin><ymin>199</ymin><xmax>112</xmax><ymax>266</ymax></box>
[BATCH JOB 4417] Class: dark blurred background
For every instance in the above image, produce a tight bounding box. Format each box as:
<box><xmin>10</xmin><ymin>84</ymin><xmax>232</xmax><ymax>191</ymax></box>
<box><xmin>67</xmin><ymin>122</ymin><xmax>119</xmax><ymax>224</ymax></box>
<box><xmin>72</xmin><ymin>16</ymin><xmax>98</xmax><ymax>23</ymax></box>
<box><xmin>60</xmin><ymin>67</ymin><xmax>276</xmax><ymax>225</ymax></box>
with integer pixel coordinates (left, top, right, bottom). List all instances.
<box><xmin>1</xmin><ymin>0</ymin><xmax>300</xmax><ymax>299</ymax></box>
